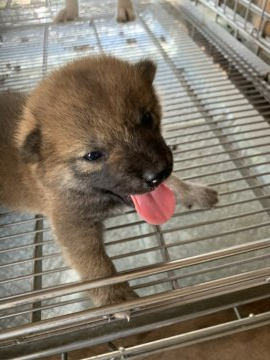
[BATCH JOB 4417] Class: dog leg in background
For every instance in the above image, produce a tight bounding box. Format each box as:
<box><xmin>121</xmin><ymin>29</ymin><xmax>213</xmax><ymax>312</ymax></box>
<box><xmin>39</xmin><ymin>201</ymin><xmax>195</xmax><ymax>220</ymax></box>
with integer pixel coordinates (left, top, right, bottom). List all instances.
<box><xmin>53</xmin><ymin>0</ymin><xmax>136</xmax><ymax>24</ymax></box>
<box><xmin>54</xmin><ymin>0</ymin><xmax>78</xmax><ymax>23</ymax></box>
<box><xmin>51</xmin><ymin>205</ymin><xmax>138</xmax><ymax>320</ymax></box>
<box><xmin>116</xmin><ymin>0</ymin><xmax>136</xmax><ymax>22</ymax></box>
<box><xmin>166</xmin><ymin>174</ymin><xmax>219</xmax><ymax>209</ymax></box>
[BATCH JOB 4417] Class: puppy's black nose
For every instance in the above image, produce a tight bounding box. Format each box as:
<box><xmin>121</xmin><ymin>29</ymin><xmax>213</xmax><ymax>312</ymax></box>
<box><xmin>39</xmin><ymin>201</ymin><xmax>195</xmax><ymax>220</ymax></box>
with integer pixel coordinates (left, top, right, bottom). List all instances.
<box><xmin>143</xmin><ymin>167</ymin><xmax>171</xmax><ymax>188</ymax></box>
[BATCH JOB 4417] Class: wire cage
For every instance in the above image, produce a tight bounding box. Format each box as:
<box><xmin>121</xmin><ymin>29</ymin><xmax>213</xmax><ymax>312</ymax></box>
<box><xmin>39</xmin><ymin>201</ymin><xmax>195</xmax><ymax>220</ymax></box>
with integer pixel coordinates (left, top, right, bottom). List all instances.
<box><xmin>191</xmin><ymin>1</ymin><xmax>270</xmax><ymax>51</ymax></box>
<box><xmin>0</xmin><ymin>1</ymin><xmax>270</xmax><ymax>359</ymax></box>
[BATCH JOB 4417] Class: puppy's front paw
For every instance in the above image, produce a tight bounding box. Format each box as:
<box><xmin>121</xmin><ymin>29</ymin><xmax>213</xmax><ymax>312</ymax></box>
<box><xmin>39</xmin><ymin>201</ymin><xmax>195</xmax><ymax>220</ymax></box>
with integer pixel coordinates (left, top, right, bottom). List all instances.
<box><xmin>112</xmin><ymin>310</ymin><xmax>131</xmax><ymax>321</ymax></box>
<box><xmin>111</xmin><ymin>286</ymin><xmax>138</xmax><ymax>321</ymax></box>
<box><xmin>166</xmin><ymin>175</ymin><xmax>219</xmax><ymax>209</ymax></box>
<box><xmin>181</xmin><ymin>183</ymin><xmax>219</xmax><ymax>209</ymax></box>
<box><xmin>94</xmin><ymin>284</ymin><xmax>138</xmax><ymax>321</ymax></box>
<box><xmin>116</xmin><ymin>0</ymin><xmax>136</xmax><ymax>22</ymax></box>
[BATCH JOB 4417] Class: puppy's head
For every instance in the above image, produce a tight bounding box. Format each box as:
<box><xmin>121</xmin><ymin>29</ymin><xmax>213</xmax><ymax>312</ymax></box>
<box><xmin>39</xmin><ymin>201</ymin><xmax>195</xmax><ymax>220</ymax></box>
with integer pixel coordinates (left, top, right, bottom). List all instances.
<box><xmin>17</xmin><ymin>56</ymin><xmax>173</xmax><ymax>209</ymax></box>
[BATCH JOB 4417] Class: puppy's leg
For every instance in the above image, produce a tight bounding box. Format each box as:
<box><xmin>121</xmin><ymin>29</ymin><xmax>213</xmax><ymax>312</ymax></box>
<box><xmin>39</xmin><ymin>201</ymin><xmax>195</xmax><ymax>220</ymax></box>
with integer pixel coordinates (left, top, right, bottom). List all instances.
<box><xmin>51</xmin><ymin>209</ymin><xmax>138</xmax><ymax>319</ymax></box>
<box><xmin>116</xmin><ymin>0</ymin><xmax>136</xmax><ymax>23</ymax></box>
<box><xmin>166</xmin><ymin>174</ymin><xmax>219</xmax><ymax>209</ymax></box>
<box><xmin>54</xmin><ymin>0</ymin><xmax>79</xmax><ymax>23</ymax></box>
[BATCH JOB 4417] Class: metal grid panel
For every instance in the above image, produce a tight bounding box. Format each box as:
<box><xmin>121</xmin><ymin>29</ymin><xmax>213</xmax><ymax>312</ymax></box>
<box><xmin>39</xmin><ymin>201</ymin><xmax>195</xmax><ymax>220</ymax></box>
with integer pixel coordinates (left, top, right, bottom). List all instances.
<box><xmin>0</xmin><ymin>1</ymin><xmax>270</xmax><ymax>359</ymax></box>
<box><xmin>190</xmin><ymin>0</ymin><xmax>270</xmax><ymax>59</ymax></box>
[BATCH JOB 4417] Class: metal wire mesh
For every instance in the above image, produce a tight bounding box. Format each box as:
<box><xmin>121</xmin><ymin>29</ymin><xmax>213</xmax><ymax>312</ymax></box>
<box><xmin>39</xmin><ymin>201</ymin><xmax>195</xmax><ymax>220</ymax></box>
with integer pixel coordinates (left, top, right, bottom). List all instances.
<box><xmin>189</xmin><ymin>0</ymin><xmax>270</xmax><ymax>59</ymax></box>
<box><xmin>0</xmin><ymin>0</ymin><xmax>270</xmax><ymax>359</ymax></box>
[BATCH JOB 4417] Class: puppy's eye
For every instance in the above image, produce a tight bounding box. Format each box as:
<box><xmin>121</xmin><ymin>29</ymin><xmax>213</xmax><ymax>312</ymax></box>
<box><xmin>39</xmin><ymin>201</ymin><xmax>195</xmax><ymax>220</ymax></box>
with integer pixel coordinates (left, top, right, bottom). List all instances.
<box><xmin>83</xmin><ymin>151</ymin><xmax>104</xmax><ymax>161</ymax></box>
<box><xmin>141</xmin><ymin>112</ymin><xmax>153</xmax><ymax>128</ymax></box>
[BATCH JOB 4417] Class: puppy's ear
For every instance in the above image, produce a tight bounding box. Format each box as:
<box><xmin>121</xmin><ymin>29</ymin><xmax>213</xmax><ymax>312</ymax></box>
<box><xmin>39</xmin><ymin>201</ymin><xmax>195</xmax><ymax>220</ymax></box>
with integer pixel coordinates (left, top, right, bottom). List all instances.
<box><xmin>16</xmin><ymin>109</ymin><xmax>41</xmax><ymax>163</ymax></box>
<box><xmin>135</xmin><ymin>59</ymin><xmax>157</xmax><ymax>84</ymax></box>
<box><xmin>20</xmin><ymin>127</ymin><xmax>41</xmax><ymax>163</ymax></box>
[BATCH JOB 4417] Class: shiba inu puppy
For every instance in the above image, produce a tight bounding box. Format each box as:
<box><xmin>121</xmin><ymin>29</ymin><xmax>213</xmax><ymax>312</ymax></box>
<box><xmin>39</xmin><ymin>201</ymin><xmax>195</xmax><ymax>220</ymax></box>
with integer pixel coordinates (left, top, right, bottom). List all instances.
<box><xmin>0</xmin><ymin>55</ymin><xmax>218</xmax><ymax>318</ymax></box>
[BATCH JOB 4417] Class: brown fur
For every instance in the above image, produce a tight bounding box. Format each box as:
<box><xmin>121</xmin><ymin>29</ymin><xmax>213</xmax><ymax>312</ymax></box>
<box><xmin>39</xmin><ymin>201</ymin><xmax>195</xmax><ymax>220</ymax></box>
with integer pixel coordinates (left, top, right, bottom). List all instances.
<box><xmin>0</xmin><ymin>55</ymin><xmax>173</xmax><ymax>310</ymax></box>
<box><xmin>0</xmin><ymin>55</ymin><xmax>218</xmax><ymax>315</ymax></box>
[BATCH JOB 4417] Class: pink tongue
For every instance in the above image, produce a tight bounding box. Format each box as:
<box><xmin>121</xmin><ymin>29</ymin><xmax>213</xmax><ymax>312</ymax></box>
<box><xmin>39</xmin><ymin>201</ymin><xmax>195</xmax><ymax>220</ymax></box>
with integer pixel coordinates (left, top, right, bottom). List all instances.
<box><xmin>131</xmin><ymin>183</ymin><xmax>175</xmax><ymax>225</ymax></box>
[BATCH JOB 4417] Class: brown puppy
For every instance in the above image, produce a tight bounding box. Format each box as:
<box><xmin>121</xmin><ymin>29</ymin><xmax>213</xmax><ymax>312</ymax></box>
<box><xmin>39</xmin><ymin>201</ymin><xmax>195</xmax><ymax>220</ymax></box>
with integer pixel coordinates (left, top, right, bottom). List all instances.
<box><xmin>0</xmin><ymin>56</ymin><xmax>218</xmax><ymax>318</ymax></box>
<box><xmin>0</xmin><ymin>56</ymin><xmax>172</xmax><ymax>311</ymax></box>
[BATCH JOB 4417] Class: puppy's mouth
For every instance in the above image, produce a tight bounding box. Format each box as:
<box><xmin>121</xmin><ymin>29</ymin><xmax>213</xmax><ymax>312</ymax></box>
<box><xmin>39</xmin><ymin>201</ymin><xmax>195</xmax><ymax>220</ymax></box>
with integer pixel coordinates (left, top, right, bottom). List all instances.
<box><xmin>130</xmin><ymin>182</ymin><xmax>175</xmax><ymax>225</ymax></box>
<box><xmin>102</xmin><ymin>189</ymin><xmax>133</xmax><ymax>206</ymax></box>
<box><xmin>104</xmin><ymin>182</ymin><xmax>176</xmax><ymax>225</ymax></box>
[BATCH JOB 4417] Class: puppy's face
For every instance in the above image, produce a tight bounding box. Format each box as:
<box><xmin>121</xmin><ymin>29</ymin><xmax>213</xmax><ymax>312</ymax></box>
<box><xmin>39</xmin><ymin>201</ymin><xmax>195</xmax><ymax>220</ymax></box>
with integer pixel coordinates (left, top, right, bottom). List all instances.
<box><xmin>18</xmin><ymin>56</ymin><xmax>173</xmax><ymax>207</ymax></box>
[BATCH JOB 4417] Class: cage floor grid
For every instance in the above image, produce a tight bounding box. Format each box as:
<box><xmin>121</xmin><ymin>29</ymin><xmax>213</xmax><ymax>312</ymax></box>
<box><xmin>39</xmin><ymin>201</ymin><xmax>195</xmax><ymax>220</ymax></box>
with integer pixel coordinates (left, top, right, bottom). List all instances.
<box><xmin>0</xmin><ymin>1</ymin><xmax>270</xmax><ymax>359</ymax></box>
